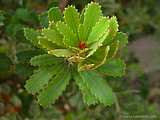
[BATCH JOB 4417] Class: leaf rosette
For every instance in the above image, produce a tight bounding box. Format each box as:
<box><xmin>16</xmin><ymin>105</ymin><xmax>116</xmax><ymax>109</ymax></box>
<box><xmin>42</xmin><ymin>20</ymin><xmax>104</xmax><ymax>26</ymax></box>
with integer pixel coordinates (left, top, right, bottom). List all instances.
<box><xmin>24</xmin><ymin>2</ymin><xmax>128</xmax><ymax>107</ymax></box>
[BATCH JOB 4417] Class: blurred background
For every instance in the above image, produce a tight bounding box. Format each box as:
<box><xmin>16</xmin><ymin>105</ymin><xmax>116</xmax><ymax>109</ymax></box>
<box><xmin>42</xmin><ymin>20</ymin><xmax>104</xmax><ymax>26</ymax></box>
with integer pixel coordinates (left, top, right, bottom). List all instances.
<box><xmin>0</xmin><ymin>0</ymin><xmax>160</xmax><ymax>120</ymax></box>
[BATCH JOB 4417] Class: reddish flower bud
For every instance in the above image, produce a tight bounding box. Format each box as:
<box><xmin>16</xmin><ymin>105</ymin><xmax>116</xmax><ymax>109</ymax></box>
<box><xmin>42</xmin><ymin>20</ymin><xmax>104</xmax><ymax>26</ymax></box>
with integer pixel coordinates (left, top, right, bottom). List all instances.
<box><xmin>79</xmin><ymin>41</ymin><xmax>87</xmax><ymax>49</ymax></box>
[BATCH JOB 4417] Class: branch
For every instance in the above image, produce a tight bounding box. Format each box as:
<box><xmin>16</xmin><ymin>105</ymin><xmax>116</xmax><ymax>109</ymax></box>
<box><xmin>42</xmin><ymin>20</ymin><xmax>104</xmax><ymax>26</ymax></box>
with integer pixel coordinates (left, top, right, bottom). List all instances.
<box><xmin>59</xmin><ymin>0</ymin><xmax>70</xmax><ymax>12</ymax></box>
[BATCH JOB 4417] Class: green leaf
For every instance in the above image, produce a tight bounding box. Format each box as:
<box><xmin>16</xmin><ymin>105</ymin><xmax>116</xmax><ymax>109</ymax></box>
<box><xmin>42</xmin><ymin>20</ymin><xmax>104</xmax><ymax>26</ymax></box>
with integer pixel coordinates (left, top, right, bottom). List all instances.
<box><xmin>88</xmin><ymin>46</ymin><xmax>110</xmax><ymax>70</ymax></box>
<box><xmin>48</xmin><ymin>7</ymin><xmax>63</xmax><ymax>22</ymax></box>
<box><xmin>38</xmin><ymin>65</ymin><xmax>71</xmax><ymax>107</ymax></box>
<box><xmin>48</xmin><ymin>49</ymin><xmax>75</xmax><ymax>57</ymax></box>
<box><xmin>114</xmin><ymin>32</ymin><xmax>128</xmax><ymax>47</ymax></box>
<box><xmin>80</xmin><ymin>9</ymin><xmax>85</xmax><ymax>23</ymax></box>
<box><xmin>23</xmin><ymin>3</ymin><xmax>127</xmax><ymax>108</ymax></box>
<box><xmin>109</xmin><ymin>16</ymin><xmax>119</xmax><ymax>37</ymax></box>
<box><xmin>0</xmin><ymin>11</ymin><xmax>5</xmax><ymax>26</ymax></box>
<box><xmin>79</xmin><ymin>2</ymin><xmax>102</xmax><ymax>41</ymax></box>
<box><xmin>56</xmin><ymin>21</ymin><xmax>77</xmax><ymax>47</ymax></box>
<box><xmin>15</xmin><ymin>8</ymin><xmax>38</xmax><ymax>23</ymax></box>
<box><xmin>25</xmin><ymin>64</ymin><xmax>62</xmax><ymax>94</ymax></box>
<box><xmin>79</xmin><ymin>71</ymin><xmax>115</xmax><ymax>106</ymax></box>
<box><xmin>38</xmin><ymin>36</ymin><xmax>60</xmax><ymax>50</ymax></box>
<box><xmin>42</xmin><ymin>28</ymin><xmax>64</xmax><ymax>47</ymax></box>
<box><xmin>97</xmin><ymin>58</ymin><xmax>126</xmax><ymax>77</ymax></box>
<box><xmin>30</xmin><ymin>54</ymin><xmax>63</xmax><ymax>66</ymax></box>
<box><xmin>78</xmin><ymin>46</ymin><xmax>110</xmax><ymax>71</ymax></box>
<box><xmin>17</xmin><ymin>50</ymin><xmax>43</xmax><ymax>63</ymax></box>
<box><xmin>6</xmin><ymin>24</ymin><xmax>23</xmax><ymax>40</ymax></box>
<box><xmin>104</xmin><ymin>16</ymin><xmax>119</xmax><ymax>45</ymax></box>
<box><xmin>87</xmin><ymin>30</ymin><xmax>109</xmax><ymax>58</ymax></box>
<box><xmin>39</xmin><ymin>12</ymin><xmax>49</xmax><ymax>28</ymax></box>
<box><xmin>73</xmin><ymin>71</ymin><xmax>98</xmax><ymax>105</ymax></box>
<box><xmin>15</xmin><ymin>63</ymin><xmax>33</xmax><ymax>78</ymax></box>
<box><xmin>0</xmin><ymin>54</ymin><xmax>12</xmax><ymax>73</ymax></box>
<box><xmin>107</xmin><ymin>40</ymin><xmax>119</xmax><ymax>58</ymax></box>
<box><xmin>78</xmin><ymin>24</ymin><xmax>85</xmax><ymax>41</ymax></box>
<box><xmin>24</xmin><ymin>28</ymin><xmax>40</xmax><ymax>46</ymax></box>
<box><xmin>87</xmin><ymin>17</ymin><xmax>110</xmax><ymax>44</ymax></box>
<box><xmin>64</xmin><ymin>6</ymin><xmax>80</xmax><ymax>39</ymax></box>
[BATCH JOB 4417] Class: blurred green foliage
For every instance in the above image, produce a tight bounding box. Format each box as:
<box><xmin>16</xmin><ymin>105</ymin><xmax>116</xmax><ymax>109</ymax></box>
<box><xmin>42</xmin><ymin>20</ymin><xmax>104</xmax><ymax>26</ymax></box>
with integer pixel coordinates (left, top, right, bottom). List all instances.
<box><xmin>0</xmin><ymin>0</ymin><xmax>160</xmax><ymax>119</ymax></box>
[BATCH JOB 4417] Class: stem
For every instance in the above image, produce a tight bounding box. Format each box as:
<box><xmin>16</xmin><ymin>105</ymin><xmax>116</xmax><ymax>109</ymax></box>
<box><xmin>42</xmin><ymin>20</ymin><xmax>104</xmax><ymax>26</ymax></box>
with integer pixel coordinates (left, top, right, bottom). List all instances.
<box><xmin>59</xmin><ymin>0</ymin><xmax>70</xmax><ymax>12</ymax></box>
<box><xmin>117</xmin><ymin>90</ymin><xmax>140</xmax><ymax>95</ymax></box>
<box><xmin>114</xmin><ymin>93</ymin><xmax>122</xmax><ymax>120</ymax></box>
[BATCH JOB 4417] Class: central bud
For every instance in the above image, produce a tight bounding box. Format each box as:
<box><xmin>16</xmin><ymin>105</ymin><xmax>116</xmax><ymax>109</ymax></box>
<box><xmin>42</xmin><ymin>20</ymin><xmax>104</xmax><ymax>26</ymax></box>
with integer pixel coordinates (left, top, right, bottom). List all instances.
<box><xmin>79</xmin><ymin>41</ymin><xmax>87</xmax><ymax>49</ymax></box>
